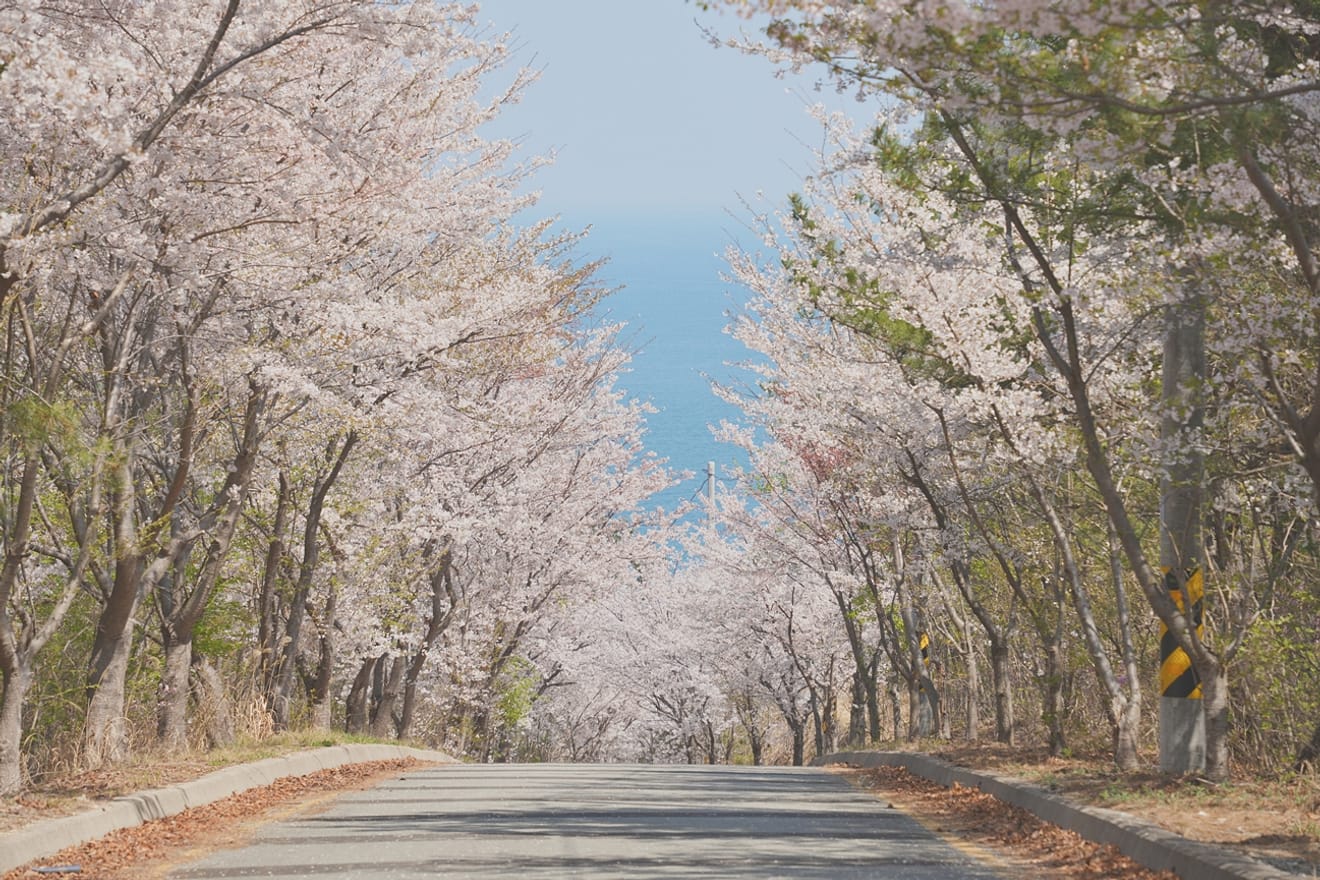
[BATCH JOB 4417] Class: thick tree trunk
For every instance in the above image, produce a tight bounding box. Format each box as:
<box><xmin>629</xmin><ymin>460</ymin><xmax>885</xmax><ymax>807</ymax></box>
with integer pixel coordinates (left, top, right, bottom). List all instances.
<box><xmin>1202</xmin><ymin>663</ymin><xmax>1230</xmax><ymax>780</ymax></box>
<box><xmin>790</xmin><ymin>720</ymin><xmax>805</xmax><ymax>767</ymax></box>
<box><xmin>157</xmin><ymin>639</ymin><xmax>192</xmax><ymax>752</ymax></box>
<box><xmin>0</xmin><ymin>662</ymin><xmax>31</xmax><ymax>796</ymax></box>
<box><xmin>85</xmin><ymin>437</ymin><xmax>154</xmax><ymax>768</ymax></box>
<box><xmin>308</xmin><ymin>694</ymin><xmax>332</xmax><ymax>731</ymax></box>
<box><xmin>368</xmin><ymin>656</ymin><xmax>405</xmax><ymax>739</ymax></box>
<box><xmin>989</xmin><ymin>640</ymin><xmax>1014</xmax><ymax>745</ymax></box>
<box><xmin>304</xmin><ymin>590</ymin><xmax>337</xmax><ymax>733</ymax></box>
<box><xmin>345</xmin><ymin>657</ymin><xmax>375</xmax><ymax>735</ymax></box>
<box><xmin>806</xmin><ymin>680</ymin><xmax>838</xmax><ymax>758</ymax></box>
<box><xmin>819</xmin><ymin>687</ymin><xmax>836</xmax><ymax>755</ymax></box>
<box><xmin>84</xmin><ymin>623</ymin><xmax>136</xmax><ymax>767</ymax></box>
<box><xmin>303</xmin><ymin>645</ymin><xmax>334</xmax><ymax>732</ymax></box>
<box><xmin>0</xmin><ymin>456</ymin><xmax>41</xmax><ymax>796</ymax></box>
<box><xmin>907</xmin><ymin>674</ymin><xmax>922</xmax><ymax>740</ymax></box>
<box><xmin>397</xmin><ymin>656</ymin><xmax>423</xmax><ymax>740</ymax></box>
<box><xmin>271</xmin><ymin>581</ymin><xmax>305</xmax><ymax>731</ymax></box>
<box><xmin>848</xmin><ymin>670</ymin><xmax>867</xmax><ymax>747</ymax></box>
<box><xmin>922</xmin><ymin>675</ymin><xmax>945</xmax><ymax>740</ymax></box>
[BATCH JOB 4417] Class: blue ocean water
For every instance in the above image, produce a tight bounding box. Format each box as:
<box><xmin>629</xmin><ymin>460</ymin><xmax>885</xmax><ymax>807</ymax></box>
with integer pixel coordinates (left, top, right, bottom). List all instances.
<box><xmin>583</xmin><ymin>212</ymin><xmax>758</xmax><ymax>514</ymax></box>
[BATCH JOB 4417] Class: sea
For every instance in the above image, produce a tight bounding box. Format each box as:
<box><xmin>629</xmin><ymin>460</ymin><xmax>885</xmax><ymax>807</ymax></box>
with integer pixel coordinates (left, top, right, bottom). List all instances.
<box><xmin>581</xmin><ymin>211</ymin><xmax>761</xmax><ymax>516</ymax></box>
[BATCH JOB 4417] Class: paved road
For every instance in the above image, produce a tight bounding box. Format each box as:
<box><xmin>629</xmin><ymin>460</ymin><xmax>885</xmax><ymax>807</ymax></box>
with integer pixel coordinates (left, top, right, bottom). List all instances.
<box><xmin>169</xmin><ymin>763</ymin><xmax>1007</xmax><ymax>879</ymax></box>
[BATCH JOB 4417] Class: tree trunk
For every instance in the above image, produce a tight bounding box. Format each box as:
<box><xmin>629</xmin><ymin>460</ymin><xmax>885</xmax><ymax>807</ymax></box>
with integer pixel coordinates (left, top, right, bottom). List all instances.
<box><xmin>1202</xmin><ymin>662</ymin><xmax>1230</xmax><ymax>780</ymax></box>
<box><xmin>961</xmin><ymin>610</ymin><xmax>981</xmax><ymax>742</ymax></box>
<box><xmin>1111</xmin><ymin>522</ymin><xmax>1143</xmax><ymax>772</ymax></box>
<box><xmin>397</xmin><ymin>654</ymin><xmax>423</xmax><ymax>740</ymax></box>
<box><xmin>1115</xmin><ymin>690</ymin><xmax>1142</xmax><ymax>771</ymax></box>
<box><xmin>0</xmin><ymin>456</ymin><xmax>41</xmax><ymax>796</ymax></box>
<box><xmin>989</xmin><ymin>640</ymin><xmax>1014</xmax><ymax>745</ymax></box>
<box><xmin>258</xmin><ymin>473</ymin><xmax>291</xmax><ymax>700</ymax></box>
<box><xmin>810</xmin><ymin>690</ymin><xmax>825</xmax><ymax>757</ymax></box>
<box><xmin>397</xmin><ymin>548</ymin><xmax>457</xmax><ymax>740</ymax></box>
<box><xmin>790</xmin><ymin>719</ymin><xmax>805</xmax><ymax>767</ymax></box>
<box><xmin>888</xmin><ymin>679</ymin><xmax>903</xmax><ymax>740</ymax></box>
<box><xmin>345</xmin><ymin>657</ymin><xmax>375</xmax><ymax>735</ymax></box>
<box><xmin>84</xmin><ymin>621</ymin><xmax>136</xmax><ymax>767</ymax></box>
<box><xmin>307</xmin><ymin>692</ymin><xmax>332</xmax><ymax>731</ymax></box>
<box><xmin>303</xmin><ymin>588</ymin><xmax>337</xmax><ymax>733</ymax></box>
<box><xmin>848</xmin><ymin>670</ymin><xmax>867</xmax><ymax>747</ymax></box>
<box><xmin>819</xmin><ymin>685</ymin><xmax>836</xmax><ymax>754</ymax></box>
<box><xmin>157</xmin><ymin>639</ymin><xmax>192</xmax><ymax>752</ymax></box>
<box><xmin>1044</xmin><ymin>639</ymin><xmax>1066</xmax><ymax>758</ymax></box>
<box><xmin>271</xmin><ymin>579</ymin><xmax>306</xmax><ymax>731</ymax></box>
<box><xmin>919</xmin><ymin>675</ymin><xmax>943</xmax><ymax>740</ymax></box>
<box><xmin>369</xmin><ymin>656</ymin><xmax>405</xmax><ymax>739</ymax></box>
<box><xmin>907</xmin><ymin>674</ymin><xmax>922</xmax><ymax>740</ymax></box>
<box><xmin>867</xmin><ymin>652</ymin><xmax>882</xmax><ymax>742</ymax></box>
<box><xmin>830</xmin><ymin>577</ymin><xmax>882</xmax><ymax>746</ymax></box>
<box><xmin>0</xmin><ymin>662</ymin><xmax>31</xmax><ymax>796</ymax></box>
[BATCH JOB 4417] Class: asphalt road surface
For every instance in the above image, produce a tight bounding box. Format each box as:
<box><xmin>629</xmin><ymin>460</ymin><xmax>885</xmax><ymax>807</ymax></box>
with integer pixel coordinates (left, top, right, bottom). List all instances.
<box><xmin>169</xmin><ymin>763</ymin><xmax>1007</xmax><ymax>879</ymax></box>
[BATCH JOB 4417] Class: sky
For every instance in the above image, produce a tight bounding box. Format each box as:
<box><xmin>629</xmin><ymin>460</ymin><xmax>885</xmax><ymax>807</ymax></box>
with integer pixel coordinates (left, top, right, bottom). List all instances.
<box><xmin>474</xmin><ymin>1</ymin><xmax>861</xmax><ymax>510</ymax></box>
<box><xmin>477</xmin><ymin>1</ymin><xmax>850</xmax><ymax>219</ymax></box>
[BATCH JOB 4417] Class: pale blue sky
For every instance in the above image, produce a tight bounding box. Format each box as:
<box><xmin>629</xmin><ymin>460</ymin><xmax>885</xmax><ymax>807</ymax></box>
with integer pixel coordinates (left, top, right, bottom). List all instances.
<box><xmin>477</xmin><ymin>1</ymin><xmax>852</xmax><ymax>220</ymax></box>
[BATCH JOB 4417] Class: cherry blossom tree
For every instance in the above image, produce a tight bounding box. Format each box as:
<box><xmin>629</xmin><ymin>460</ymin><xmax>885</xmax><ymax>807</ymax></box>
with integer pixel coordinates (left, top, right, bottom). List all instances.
<box><xmin>1</xmin><ymin>0</ymin><xmax>671</xmax><ymax>791</ymax></box>
<box><xmin>703</xmin><ymin>0</ymin><xmax>1320</xmax><ymax>781</ymax></box>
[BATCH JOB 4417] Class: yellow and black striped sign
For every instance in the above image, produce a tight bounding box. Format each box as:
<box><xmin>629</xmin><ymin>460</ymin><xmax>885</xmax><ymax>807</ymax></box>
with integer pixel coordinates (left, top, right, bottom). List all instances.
<box><xmin>919</xmin><ymin>632</ymin><xmax>930</xmax><ymax>668</ymax></box>
<box><xmin>1159</xmin><ymin>567</ymin><xmax>1203</xmax><ymax>699</ymax></box>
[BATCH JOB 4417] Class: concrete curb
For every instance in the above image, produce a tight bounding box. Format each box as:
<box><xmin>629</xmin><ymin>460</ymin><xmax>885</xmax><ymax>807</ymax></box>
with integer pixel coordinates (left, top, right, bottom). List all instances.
<box><xmin>0</xmin><ymin>744</ymin><xmax>457</xmax><ymax>874</ymax></box>
<box><xmin>814</xmin><ymin>750</ymin><xmax>1298</xmax><ymax>880</ymax></box>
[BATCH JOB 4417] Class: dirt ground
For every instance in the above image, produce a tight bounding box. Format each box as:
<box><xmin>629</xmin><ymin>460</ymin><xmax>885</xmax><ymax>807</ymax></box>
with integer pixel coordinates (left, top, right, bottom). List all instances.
<box><xmin>2</xmin><ymin>744</ymin><xmax>1317</xmax><ymax>878</ymax></box>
